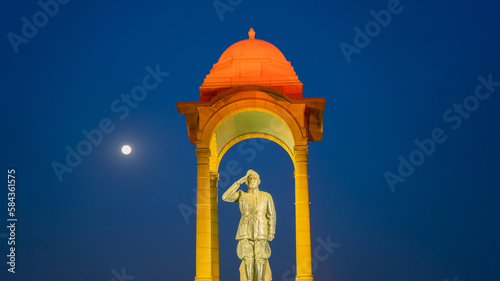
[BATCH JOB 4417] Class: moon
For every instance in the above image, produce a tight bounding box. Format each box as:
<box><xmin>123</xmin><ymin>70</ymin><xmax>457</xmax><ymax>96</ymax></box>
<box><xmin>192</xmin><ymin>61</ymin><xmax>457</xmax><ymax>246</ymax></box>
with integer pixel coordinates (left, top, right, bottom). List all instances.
<box><xmin>121</xmin><ymin>145</ymin><xmax>132</xmax><ymax>155</ymax></box>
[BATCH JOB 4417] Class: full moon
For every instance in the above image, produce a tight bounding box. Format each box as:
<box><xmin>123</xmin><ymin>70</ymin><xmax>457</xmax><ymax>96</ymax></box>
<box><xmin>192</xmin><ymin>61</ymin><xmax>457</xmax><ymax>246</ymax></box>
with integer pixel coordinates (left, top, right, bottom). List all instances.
<box><xmin>121</xmin><ymin>145</ymin><xmax>132</xmax><ymax>155</ymax></box>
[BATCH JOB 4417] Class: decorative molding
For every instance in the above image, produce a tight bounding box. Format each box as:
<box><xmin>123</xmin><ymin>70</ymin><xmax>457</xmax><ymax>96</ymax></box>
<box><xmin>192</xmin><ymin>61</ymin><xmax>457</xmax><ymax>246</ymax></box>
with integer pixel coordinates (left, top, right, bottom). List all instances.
<box><xmin>196</xmin><ymin>148</ymin><xmax>211</xmax><ymax>158</ymax></box>
<box><xmin>210</xmin><ymin>173</ymin><xmax>219</xmax><ymax>181</ymax></box>
<box><xmin>294</xmin><ymin>145</ymin><xmax>309</xmax><ymax>154</ymax></box>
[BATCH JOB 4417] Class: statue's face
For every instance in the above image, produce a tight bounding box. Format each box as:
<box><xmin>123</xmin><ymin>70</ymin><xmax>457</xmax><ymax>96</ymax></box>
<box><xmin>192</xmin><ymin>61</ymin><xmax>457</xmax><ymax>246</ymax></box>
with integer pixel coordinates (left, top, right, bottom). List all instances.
<box><xmin>247</xmin><ymin>175</ymin><xmax>259</xmax><ymax>190</ymax></box>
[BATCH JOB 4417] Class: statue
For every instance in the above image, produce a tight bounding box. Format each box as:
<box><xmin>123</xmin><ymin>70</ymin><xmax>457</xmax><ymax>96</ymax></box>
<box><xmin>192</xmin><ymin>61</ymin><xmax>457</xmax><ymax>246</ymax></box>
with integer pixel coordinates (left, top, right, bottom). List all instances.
<box><xmin>222</xmin><ymin>169</ymin><xmax>276</xmax><ymax>281</ymax></box>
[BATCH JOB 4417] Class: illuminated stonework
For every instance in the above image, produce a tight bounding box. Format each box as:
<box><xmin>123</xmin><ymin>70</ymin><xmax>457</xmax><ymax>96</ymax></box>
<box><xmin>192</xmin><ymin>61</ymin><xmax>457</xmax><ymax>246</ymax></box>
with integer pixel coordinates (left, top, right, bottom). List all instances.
<box><xmin>176</xmin><ymin>28</ymin><xmax>325</xmax><ymax>281</ymax></box>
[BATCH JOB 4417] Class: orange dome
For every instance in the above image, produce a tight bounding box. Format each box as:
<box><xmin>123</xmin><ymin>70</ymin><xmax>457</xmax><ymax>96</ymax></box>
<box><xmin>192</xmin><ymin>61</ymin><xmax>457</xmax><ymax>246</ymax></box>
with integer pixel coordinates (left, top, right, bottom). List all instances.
<box><xmin>218</xmin><ymin>38</ymin><xmax>287</xmax><ymax>63</ymax></box>
<box><xmin>200</xmin><ymin>28</ymin><xmax>303</xmax><ymax>102</ymax></box>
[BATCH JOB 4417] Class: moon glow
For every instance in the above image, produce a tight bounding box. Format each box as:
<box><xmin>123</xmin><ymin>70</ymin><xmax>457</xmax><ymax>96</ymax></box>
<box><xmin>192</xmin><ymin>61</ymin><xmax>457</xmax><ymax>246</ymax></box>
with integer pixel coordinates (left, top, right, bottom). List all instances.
<box><xmin>121</xmin><ymin>145</ymin><xmax>132</xmax><ymax>155</ymax></box>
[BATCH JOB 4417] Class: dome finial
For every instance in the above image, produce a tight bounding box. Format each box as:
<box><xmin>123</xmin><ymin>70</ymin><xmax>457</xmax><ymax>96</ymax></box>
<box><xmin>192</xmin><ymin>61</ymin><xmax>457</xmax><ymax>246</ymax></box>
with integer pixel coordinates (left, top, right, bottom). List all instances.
<box><xmin>248</xmin><ymin>27</ymin><xmax>255</xmax><ymax>39</ymax></box>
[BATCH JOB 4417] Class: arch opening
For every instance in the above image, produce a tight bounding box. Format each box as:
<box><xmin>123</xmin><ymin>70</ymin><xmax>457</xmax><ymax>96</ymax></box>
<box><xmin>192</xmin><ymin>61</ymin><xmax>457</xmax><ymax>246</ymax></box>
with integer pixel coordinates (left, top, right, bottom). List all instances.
<box><xmin>215</xmin><ymin>111</ymin><xmax>295</xmax><ymax>158</ymax></box>
<box><xmin>216</xmin><ymin>138</ymin><xmax>296</xmax><ymax>281</ymax></box>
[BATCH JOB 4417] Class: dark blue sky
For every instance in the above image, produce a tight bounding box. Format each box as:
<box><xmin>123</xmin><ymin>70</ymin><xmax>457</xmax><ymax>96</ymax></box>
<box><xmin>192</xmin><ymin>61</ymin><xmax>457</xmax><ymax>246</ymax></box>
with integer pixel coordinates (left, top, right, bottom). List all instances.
<box><xmin>1</xmin><ymin>0</ymin><xmax>500</xmax><ymax>280</ymax></box>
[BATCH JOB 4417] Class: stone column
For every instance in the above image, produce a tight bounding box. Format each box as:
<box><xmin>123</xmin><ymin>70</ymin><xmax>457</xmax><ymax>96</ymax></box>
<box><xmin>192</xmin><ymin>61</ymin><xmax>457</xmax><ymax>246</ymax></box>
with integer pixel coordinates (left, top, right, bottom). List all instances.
<box><xmin>294</xmin><ymin>145</ymin><xmax>313</xmax><ymax>281</ymax></box>
<box><xmin>210</xmin><ymin>173</ymin><xmax>220</xmax><ymax>281</ymax></box>
<box><xmin>195</xmin><ymin>148</ymin><xmax>212</xmax><ymax>281</ymax></box>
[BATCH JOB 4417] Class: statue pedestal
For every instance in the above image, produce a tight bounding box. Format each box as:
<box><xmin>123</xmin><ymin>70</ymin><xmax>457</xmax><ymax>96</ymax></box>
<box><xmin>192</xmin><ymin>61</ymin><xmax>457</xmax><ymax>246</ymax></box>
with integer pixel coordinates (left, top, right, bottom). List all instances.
<box><xmin>239</xmin><ymin>261</ymin><xmax>272</xmax><ymax>281</ymax></box>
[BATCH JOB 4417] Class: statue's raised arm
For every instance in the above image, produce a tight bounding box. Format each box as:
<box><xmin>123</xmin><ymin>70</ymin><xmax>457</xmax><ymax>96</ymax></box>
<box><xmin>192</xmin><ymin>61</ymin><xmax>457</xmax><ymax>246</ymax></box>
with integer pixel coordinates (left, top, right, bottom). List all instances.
<box><xmin>223</xmin><ymin>170</ymin><xmax>255</xmax><ymax>202</ymax></box>
<box><xmin>222</xmin><ymin>175</ymin><xmax>247</xmax><ymax>202</ymax></box>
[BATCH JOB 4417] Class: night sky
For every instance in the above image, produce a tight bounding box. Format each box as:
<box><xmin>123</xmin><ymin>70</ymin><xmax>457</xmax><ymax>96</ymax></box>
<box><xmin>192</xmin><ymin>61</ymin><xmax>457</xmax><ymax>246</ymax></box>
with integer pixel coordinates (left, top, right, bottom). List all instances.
<box><xmin>1</xmin><ymin>1</ymin><xmax>500</xmax><ymax>281</ymax></box>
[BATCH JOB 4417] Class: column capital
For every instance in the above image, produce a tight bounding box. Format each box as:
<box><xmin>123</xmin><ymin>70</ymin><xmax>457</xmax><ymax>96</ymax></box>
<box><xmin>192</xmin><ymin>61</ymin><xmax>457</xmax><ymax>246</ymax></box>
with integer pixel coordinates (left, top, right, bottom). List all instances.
<box><xmin>196</xmin><ymin>148</ymin><xmax>211</xmax><ymax>158</ymax></box>
<box><xmin>294</xmin><ymin>145</ymin><xmax>309</xmax><ymax>163</ymax></box>
<box><xmin>210</xmin><ymin>172</ymin><xmax>219</xmax><ymax>181</ymax></box>
<box><xmin>294</xmin><ymin>145</ymin><xmax>309</xmax><ymax>155</ymax></box>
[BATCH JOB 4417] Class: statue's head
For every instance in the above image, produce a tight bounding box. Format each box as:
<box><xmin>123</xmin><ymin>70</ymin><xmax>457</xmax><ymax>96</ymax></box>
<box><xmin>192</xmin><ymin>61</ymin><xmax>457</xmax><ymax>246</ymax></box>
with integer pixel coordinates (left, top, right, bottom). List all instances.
<box><xmin>246</xmin><ymin>169</ymin><xmax>261</xmax><ymax>190</ymax></box>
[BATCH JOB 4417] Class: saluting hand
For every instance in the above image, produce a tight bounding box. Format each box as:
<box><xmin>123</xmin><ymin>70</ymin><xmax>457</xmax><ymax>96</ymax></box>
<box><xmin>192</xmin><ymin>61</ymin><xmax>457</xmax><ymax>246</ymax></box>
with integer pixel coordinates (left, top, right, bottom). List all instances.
<box><xmin>237</xmin><ymin>176</ymin><xmax>247</xmax><ymax>185</ymax></box>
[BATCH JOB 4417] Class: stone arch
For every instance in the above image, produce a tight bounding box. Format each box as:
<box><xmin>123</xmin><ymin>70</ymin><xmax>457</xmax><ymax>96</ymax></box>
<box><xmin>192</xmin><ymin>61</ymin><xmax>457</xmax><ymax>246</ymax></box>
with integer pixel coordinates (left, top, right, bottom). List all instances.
<box><xmin>176</xmin><ymin>29</ymin><xmax>325</xmax><ymax>281</ymax></box>
<box><xmin>216</xmin><ymin>132</ymin><xmax>294</xmax><ymax>171</ymax></box>
<box><xmin>199</xmin><ymin>89</ymin><xmax>307</xmax><ymax>151</ymax></box>
<box><xmin>177</xmin><ymin>90</ymin><xmax>323</xmax><ymax>281</ymax></box>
